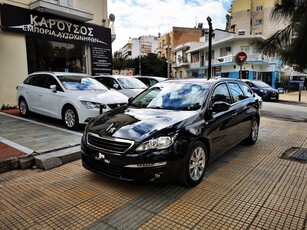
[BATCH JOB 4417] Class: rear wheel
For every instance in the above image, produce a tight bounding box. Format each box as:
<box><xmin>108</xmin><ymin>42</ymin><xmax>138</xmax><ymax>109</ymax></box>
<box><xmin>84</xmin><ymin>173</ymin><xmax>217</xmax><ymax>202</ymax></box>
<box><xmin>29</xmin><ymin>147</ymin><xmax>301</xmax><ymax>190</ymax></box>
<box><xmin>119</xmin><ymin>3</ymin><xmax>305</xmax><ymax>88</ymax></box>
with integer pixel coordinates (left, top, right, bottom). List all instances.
<box><xmin>179</xmin><ymin>141</ymin><xmax>208</xmax><ymax>187</ymax></box>
<box><xmin>62</xmin><ymin>106</ymin><xmax>79</xmax><ymax>130</ymax></box>
<box><xmin>19</xmin><ymin>98</ymin><xmax>29</xmax><ymax>117</ymax></box>
<box><xmin>246</xmin><ymin>118</ymin><xmax>259</xmax><ymax>145</ymax></box>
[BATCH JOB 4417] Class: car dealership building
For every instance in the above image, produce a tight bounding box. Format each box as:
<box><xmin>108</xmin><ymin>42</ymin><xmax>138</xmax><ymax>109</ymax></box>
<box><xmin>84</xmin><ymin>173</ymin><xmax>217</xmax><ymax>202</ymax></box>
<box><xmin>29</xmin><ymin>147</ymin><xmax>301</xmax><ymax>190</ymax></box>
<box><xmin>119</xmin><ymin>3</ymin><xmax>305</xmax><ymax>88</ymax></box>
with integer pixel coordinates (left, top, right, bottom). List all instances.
<box><xmin>0</xmin><ymin>0</ymin><xmax>113</xmax><ymax>107</ymax></box>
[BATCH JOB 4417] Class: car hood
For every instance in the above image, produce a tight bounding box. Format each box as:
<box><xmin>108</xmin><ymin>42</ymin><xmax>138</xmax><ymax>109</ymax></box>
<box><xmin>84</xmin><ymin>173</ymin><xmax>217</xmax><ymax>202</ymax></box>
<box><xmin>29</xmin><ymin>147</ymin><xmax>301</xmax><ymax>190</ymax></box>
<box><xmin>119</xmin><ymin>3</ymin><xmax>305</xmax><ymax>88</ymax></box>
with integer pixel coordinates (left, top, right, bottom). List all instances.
<box><xmin>68</xmin><ymin>90</ymin><xmax>128</xmax><ymax>104</ymax></box>
<box><xmin>88</xmin><ymin>107</ymin><xmax>200</xmax><ymax>142</ymax></box>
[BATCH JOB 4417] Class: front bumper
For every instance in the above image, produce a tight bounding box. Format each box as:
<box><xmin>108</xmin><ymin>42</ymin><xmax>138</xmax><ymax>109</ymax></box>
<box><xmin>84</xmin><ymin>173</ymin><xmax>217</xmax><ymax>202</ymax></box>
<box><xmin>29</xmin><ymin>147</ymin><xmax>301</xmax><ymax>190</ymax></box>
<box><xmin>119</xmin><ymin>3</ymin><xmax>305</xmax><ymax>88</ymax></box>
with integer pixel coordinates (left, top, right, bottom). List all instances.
<box><xmin>81</xmin><ymin>136</ymin><xmax>183</xmax><ymax>183</ymax></box>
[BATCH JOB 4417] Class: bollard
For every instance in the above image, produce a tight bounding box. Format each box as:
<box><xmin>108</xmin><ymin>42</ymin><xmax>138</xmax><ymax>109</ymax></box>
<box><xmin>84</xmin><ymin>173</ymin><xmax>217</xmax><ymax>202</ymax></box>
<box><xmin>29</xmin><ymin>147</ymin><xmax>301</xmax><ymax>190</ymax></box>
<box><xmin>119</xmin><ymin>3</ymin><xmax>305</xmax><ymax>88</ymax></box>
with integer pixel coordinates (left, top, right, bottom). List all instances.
<box><xmin>299</xmin><ymin>90</ymin><xmax>301</xmax><ymax>102</ymax></box>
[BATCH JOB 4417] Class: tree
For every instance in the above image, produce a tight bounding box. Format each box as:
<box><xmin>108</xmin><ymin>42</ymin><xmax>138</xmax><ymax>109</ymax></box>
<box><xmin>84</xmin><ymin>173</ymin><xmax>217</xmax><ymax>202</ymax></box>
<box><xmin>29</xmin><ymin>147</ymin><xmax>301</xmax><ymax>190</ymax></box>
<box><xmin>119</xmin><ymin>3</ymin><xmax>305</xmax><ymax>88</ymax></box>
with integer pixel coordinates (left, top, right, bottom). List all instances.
<box><xmin>112</xmin><ymin>53</ymin><xmax>167</xmax><ymax>77</ymax></box>
<box><xmin>255</xmin><ymin>0</ymin><xmax>307</xmax><ymax>73</ymax></box>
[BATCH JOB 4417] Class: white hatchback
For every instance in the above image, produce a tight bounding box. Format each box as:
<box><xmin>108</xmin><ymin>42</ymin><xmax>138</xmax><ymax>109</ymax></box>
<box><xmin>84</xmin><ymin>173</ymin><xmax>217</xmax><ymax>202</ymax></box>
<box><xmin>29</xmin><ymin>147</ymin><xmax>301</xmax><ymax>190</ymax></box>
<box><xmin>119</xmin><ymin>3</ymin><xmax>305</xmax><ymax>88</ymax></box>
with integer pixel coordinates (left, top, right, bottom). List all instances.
<box><xmin>16</xmin><ymin>72</ymin><xmax>129</xmax><ymax>129</ymax></box>
<box><xmin>92</xmin><ymin>75</ymin><xmax>148</xmax><ymax>98</ymax></box>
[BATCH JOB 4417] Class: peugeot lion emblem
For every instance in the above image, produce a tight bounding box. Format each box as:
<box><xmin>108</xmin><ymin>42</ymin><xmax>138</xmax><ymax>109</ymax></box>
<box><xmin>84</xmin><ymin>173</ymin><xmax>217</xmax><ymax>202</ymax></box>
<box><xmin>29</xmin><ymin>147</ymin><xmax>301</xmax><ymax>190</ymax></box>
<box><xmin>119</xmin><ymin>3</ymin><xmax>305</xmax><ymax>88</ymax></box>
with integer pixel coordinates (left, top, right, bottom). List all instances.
<box><xmin>95</xmin><ymin>153</ymin><xmax>110</xmax><ymax>164</ymax></box>
<box><xmin>106</xmin><ymin>123</ymin><xmax>116</xmax><ymax>134</ymax></box>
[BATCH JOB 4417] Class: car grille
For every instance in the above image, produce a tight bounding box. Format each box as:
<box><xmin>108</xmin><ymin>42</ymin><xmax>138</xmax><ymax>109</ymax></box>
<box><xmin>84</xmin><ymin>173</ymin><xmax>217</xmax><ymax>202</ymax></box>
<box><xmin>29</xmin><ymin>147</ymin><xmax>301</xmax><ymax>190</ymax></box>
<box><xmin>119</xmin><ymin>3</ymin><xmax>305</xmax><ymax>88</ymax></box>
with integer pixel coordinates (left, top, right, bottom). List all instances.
<box><xmin>87</xmin><ymin>132</ymin><xmax>134</xmax><ymax>154</ymax></box>
<box><xmin>108</xmin><ymin>103</ymin><xmax>126</xmax><ymax>109</ymax></box>
<box><xmin>91</xmin><ymin>160</ymin><xmax>122</xmax><ymax>177</ymax></box>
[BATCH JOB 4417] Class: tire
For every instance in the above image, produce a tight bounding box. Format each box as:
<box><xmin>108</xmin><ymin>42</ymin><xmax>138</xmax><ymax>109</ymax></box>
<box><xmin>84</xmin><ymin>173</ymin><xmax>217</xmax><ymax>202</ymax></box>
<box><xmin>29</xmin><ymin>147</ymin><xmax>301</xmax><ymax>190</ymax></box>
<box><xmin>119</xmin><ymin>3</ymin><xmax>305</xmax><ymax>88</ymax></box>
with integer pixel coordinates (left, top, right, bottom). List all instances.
<box><xmin>245</xmin><ymin>118</ymin><xmax>259</xmax><ymax>145</ymax></box>
<box><xmin>62</xmin><ymin>106</ymin><xmax>79</xmax><ymax>130</ymax></box>
<box><xmin>179</xmin><ymin>141</ymin><xmax>208</xmax><ymax>187</ymax></box>
<box><xmin>19</xmin><ymin>98</ymin><xmax>29</xmax><ymax>117</ymax></box>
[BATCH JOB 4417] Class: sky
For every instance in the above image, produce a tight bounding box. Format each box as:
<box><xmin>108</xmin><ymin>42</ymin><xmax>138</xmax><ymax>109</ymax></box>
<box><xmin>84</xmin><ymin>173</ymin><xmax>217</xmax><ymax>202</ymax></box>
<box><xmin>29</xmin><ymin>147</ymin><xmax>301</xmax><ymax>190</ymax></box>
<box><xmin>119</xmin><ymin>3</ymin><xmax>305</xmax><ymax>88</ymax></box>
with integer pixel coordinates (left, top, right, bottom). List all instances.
<box><xmin>108</xmin><ymin>0</ymin><xmax>233</xmax><ymax>52</ymax></box>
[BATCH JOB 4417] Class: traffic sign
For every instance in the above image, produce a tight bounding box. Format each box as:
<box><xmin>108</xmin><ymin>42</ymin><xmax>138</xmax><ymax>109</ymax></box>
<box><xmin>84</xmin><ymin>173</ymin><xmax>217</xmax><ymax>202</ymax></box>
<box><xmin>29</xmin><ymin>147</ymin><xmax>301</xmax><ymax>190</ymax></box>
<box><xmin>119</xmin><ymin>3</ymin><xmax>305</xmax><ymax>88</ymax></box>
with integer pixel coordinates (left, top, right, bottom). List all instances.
<box><xmin>235</xmin><ymin>52</ymin><xmax>247</xmax><ymax>65</ymax></box>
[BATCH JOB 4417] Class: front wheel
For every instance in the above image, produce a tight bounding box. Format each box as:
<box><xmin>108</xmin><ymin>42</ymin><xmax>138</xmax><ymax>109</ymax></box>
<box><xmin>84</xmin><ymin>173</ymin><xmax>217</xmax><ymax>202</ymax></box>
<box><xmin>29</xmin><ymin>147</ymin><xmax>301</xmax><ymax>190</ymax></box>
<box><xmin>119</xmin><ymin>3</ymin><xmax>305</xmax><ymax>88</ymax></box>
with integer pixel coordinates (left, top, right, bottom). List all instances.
<box><xmin>245</xmin><ymin>118</ymin><xmax>259</xmax><ymax>145</ymax></box>
<box><xmin>179</xmin><ymin>141</ymin><xmax>208</xmax><ymax>187</ymax></box>
<box><xmin>62</xmin><ymin>106</ymin><xmax>79</xmax><ymax>130</ymax></box>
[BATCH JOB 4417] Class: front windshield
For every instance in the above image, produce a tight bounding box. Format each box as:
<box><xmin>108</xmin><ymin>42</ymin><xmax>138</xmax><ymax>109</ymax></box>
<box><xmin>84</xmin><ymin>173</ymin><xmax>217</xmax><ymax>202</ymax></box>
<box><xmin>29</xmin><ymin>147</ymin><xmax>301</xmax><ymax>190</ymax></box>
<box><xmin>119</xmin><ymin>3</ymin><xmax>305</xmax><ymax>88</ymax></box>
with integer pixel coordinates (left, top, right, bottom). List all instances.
<box><xmin>118</xmin><ymin>77</ymin><xmax>147</xmax><ymax>89</ymax></box>
<box><xmin>131</xmin><ymin>82</ymin><xmax>208</xmax><ymax>110</ymax></box>
<box><xmin>57</xmin><ymin>76</ymin><xmax>108</xmax><ymax>90</ymax></box>
<box><xmin>252</xmin><ymin>81</ymin><xmax>271</xmax><ymax>88</ymax></box>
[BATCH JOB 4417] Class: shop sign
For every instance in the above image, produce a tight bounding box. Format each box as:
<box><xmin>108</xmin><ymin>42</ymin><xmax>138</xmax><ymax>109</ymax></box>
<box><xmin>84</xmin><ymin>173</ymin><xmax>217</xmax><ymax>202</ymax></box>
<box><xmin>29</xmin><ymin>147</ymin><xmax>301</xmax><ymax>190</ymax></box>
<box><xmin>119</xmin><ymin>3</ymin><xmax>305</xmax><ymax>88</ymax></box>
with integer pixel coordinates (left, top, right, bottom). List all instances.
<box><xmin>0</xmin><ymin>3</ymin><xmax>112</xmax><ymax>75</ymax></box>
<box><xmin>0</xmin><ymin>3</ymin><xmax>111</xmax><ymax>46</ymax></box>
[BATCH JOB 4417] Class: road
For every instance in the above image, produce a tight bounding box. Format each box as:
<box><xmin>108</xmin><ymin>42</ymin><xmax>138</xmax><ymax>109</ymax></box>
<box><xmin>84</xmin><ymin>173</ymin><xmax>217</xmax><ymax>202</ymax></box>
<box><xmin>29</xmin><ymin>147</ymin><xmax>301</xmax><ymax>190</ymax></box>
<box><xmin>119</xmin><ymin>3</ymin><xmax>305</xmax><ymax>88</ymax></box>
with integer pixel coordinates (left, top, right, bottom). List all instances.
<box><xmin>261</xmin><ymin>101</ymin><xmax>307</xmax><ymax>122</ymax></box>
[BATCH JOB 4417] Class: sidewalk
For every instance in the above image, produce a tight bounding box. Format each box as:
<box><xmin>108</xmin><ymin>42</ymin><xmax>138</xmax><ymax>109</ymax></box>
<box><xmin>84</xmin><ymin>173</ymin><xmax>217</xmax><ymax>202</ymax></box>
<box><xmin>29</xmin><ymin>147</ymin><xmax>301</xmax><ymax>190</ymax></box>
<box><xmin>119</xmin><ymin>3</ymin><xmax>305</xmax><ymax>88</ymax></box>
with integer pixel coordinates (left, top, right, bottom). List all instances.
<box><xmin>0</xmin><ymin>111</ymin><xmax>82</xmax><ymax>172</ymax></box>
<box><xmin>0</xmin><ymin>90</ymin><xmax>306</xmax><ymax>173</ymax></box>
<box><xmin>279</xmin><ymin>89</ymin><xmax>307</xmax><ymax>104</ymax></box>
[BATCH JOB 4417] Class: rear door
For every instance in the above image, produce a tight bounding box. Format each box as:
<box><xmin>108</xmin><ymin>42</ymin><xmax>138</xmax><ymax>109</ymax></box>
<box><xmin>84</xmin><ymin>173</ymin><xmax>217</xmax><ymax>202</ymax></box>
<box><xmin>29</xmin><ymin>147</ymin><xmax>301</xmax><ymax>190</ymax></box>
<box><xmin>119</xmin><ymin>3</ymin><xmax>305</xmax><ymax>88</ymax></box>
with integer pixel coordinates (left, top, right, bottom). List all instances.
<box><xmin>22</xmin><ymin>74</ymin><xmax>45</xmax><ymax>113</ymax></box>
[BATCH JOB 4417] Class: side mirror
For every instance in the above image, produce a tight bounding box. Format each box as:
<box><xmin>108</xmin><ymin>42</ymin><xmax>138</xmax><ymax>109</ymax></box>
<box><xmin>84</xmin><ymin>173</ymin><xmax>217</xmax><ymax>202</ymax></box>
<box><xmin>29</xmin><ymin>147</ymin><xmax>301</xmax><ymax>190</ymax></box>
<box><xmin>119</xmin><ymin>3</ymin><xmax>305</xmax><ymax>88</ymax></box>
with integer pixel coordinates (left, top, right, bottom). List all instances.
<box><xmin>128</xmin><ymin>97</ymin><xmax>134</xmax><ymax>104</ymax></box>
<box><xmin>50</xmin><ymin>85</ymin><xmax>57</xmax><ymax>92</ymax></box>
<box><xmin>211</xmin><ymin>101</ymin><xmax>230</xmax><ymax>113</ymax></box>
<box><xmin>113</xmin><ymin>83</ymin><xmax>119</xmax><ymax>89</ymax></box>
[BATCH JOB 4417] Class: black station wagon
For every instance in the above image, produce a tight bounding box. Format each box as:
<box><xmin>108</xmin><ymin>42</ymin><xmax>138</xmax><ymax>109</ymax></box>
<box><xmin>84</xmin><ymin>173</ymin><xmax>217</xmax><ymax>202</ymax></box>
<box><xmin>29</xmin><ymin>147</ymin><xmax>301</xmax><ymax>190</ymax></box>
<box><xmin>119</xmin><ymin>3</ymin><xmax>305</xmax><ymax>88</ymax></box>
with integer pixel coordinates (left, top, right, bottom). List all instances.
<box><xmin>81</xmin><ymin>78</ymin><xmax>261</xmax><ymax>187</ymax></box>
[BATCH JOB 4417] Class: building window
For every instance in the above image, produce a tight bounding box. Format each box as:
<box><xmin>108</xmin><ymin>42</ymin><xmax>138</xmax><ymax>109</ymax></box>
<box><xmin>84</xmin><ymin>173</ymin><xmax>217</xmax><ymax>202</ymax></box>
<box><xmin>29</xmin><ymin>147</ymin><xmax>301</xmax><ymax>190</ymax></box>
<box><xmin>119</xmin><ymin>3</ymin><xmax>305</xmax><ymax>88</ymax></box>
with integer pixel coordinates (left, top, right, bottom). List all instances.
<box><xmin>205</xmin><ymin>51</ymin><xmax>215</xmax><ymax>60</ymax></box>
<box><xmin>26</xmin><ymin>36</ymin><xmax>86</xmax><ymax>74</ymax></box>
<box><xmin>256</xmin><ymin>6</ymin><xmax>263</xmax><ymax>11</ymax></box>
<box><xmin>240</xmin><ymin>46</ymin><xmax>249</xmax><ymax>53</ymax></box>
<box><xmin>255</xmin><ymin>19</ymin><xmax>263</xmax><ymax>25</ymax></box>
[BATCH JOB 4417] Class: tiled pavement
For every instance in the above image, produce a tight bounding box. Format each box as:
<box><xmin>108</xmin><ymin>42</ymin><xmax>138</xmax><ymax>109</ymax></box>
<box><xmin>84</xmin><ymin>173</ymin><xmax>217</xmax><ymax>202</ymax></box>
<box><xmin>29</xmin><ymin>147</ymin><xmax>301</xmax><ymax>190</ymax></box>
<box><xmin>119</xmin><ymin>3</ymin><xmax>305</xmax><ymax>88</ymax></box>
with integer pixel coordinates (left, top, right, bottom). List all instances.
<box><xmin>0</xmin><ymin>117</ymin><xmax>306</xmax><ymax>229</ymax></box>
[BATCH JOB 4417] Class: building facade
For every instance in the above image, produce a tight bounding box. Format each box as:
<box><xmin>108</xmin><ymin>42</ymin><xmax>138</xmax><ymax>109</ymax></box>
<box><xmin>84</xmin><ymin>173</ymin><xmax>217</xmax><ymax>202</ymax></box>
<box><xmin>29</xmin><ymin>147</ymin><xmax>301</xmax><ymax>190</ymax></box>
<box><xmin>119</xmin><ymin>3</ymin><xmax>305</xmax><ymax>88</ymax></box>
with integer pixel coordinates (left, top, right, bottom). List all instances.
<box><xmin>0</xmin><ymin>0</ymin><xmax>113</xmax><ymax>107</ymax></box>
<box><xmin>157</xmin><ymin>27</ymin><xmax>204</xmax><ymax>77</ymax></box>
<box><xmin>184</xmin><ymin>29</ymin><xmax>280</xmax><ymax>87</ymax></box>
<box><xmin>228</xmin><ymin>0</ymin><xmax>286</xmax><ymax>37</ymax></box>
<box><xmin>116</xmin><ymin>35</ymin><xmax>158</xmax><ymax>59</ymax></box>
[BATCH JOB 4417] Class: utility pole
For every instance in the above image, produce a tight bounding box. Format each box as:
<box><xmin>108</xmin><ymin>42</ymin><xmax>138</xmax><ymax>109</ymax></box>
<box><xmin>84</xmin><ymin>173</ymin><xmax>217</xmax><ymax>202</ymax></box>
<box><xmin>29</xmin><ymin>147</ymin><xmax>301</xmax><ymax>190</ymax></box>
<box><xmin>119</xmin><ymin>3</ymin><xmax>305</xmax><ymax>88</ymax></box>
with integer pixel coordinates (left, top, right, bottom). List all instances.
<box><xmin>207</xmin><ymin>17</ymin><xmax>212</xmax><ymax>80</ymax></box>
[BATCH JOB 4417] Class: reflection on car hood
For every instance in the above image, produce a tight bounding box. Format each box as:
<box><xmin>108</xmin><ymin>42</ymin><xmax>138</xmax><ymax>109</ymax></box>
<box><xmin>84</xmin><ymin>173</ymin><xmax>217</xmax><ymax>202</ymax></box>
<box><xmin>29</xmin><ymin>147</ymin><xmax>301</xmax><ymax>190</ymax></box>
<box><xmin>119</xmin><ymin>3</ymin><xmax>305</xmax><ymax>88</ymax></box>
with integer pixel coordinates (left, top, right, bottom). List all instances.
<box><xmin>69</xmin><ymin>90</ymin><xmax>128</xmax><ymax>103</ymax></box>
<box><xmin>89</xmin><ymin>108</ymin><xmax>199</xmax><ymax>142</ymax></box>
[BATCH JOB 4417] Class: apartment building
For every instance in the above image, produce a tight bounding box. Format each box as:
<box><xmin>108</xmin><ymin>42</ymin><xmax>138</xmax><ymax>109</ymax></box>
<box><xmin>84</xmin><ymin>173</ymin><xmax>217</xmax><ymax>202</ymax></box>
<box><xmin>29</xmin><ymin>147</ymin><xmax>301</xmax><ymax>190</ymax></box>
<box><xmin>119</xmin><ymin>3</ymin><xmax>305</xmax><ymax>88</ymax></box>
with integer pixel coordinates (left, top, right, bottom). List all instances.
<box><xmin>228</xmin><ymin>0</ymin><xmax>286</xmax><ymax>37</ymax></box>
<box><xmin>185</xmin><ymin>29</ymin><xmax>280</xmax><ymax>87</ymax></box>
<box><xmin>0</xmin><ymin>0</ymin><xmax>112</xmax><ymax>107</ymax></box>
<box><xmin>157</xmin><ymin>27</ymin><xmax>204</xmax><ymax>77</ymax></box>
<box><xmin>116</xmin><ymin>35</ymin><xmax>158</xmax><ymax>59</ymax></box>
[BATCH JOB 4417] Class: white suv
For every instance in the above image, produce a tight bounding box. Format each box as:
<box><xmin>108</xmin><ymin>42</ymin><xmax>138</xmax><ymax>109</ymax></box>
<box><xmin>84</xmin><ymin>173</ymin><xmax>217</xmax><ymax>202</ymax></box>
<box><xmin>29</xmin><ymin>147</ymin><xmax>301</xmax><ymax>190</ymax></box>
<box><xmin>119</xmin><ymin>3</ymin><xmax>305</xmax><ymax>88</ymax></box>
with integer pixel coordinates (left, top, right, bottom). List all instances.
<box><xmin>16</xmin><ymin>72</ymin><xmax>128</xmax><ymax>129</ymax></box>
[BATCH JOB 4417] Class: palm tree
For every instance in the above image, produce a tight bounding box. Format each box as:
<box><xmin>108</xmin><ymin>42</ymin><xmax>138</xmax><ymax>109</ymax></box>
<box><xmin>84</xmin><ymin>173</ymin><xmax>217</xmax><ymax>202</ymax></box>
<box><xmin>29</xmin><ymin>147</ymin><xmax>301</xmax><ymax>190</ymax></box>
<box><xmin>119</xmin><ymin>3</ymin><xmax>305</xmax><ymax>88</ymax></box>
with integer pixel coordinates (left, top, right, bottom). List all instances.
<box><xmin>255</xmin><ymin>0</ymin><xmax>307</xmax><ymax>73</ymax></box>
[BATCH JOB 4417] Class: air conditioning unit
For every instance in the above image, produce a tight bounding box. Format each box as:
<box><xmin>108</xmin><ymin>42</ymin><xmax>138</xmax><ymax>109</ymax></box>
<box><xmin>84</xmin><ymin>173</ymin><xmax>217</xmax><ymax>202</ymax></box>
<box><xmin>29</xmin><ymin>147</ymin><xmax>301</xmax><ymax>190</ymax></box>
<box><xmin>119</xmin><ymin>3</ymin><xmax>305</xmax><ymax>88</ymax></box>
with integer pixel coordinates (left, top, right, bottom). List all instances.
<box><xmin>238</xmin><ymin>30</ymin><xmax>245</xmax><ymax>35</ymax></box>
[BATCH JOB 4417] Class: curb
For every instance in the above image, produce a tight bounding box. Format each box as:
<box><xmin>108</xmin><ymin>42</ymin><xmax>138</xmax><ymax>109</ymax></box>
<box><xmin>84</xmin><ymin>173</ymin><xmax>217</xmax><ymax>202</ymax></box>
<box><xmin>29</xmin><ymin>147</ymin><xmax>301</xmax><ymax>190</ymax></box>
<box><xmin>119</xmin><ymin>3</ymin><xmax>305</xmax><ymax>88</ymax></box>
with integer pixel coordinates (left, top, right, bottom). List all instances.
<box><xmin>0</xmin><ymin>146</ymin><xmax>81</xmax><ymax>173</ymax></box>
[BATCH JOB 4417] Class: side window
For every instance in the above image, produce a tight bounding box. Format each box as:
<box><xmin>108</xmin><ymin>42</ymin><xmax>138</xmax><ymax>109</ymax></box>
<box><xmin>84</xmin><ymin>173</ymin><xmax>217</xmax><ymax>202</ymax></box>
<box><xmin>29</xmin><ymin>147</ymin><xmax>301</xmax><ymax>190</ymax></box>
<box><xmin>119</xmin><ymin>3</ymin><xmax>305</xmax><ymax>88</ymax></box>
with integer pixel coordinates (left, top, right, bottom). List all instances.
<box><xmin>27</xmin><ymin>75</ymin><xmax>45</xmax><ymax>87</ymax></box>
<box><xmin>100</xmin><ymin>78</ymin><xmax>116</xmax><ymax>89</ymax></box>
<box><xmin>228</xmin><ymin>83</ymin><xmax>245</xmax><ymax>102</ymax></box>
<box><xmin>211</xmin><ymin>83</ymin><xmax>232</xmax><ymax>105</ymax></box>
<box><xmin>239</xmin><ymin>83</ymin><xmax>253</xmax><ymax>98</ymax></box>
<box><xmin>45</xmin><ymin>75</ymin><xmax>63</xmax><ymax>91</ymax></box>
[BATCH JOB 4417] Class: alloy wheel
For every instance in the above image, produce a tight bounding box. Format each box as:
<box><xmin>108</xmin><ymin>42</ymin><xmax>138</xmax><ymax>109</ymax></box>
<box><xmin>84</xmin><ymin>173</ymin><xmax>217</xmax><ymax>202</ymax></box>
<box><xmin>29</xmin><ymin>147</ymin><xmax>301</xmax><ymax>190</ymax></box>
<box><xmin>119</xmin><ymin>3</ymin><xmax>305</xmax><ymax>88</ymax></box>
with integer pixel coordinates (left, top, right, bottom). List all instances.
<box><xmin>189</xmin><ymin>146</ymin><xmax>206</xmax><ymax>181</ymax></box>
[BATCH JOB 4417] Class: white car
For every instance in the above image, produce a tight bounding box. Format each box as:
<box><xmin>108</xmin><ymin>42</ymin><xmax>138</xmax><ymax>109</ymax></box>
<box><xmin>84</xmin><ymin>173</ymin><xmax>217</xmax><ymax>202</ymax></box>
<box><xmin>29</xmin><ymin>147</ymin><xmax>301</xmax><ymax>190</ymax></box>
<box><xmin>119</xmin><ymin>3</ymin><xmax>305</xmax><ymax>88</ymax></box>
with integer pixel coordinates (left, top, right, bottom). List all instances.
<box><xmin>135</xmin><ymin>76</ymin><xmax>167</xmax><ymax>87</ymax></box>
<box><xmin>92</xmin><ymin>75</ymin><xmax>148</xmax><ymax>98</ymax></box>
<box><xmin>16</xmin><ymin>72</ymin><xmax>129</xmax><ymax>129</ymax></box>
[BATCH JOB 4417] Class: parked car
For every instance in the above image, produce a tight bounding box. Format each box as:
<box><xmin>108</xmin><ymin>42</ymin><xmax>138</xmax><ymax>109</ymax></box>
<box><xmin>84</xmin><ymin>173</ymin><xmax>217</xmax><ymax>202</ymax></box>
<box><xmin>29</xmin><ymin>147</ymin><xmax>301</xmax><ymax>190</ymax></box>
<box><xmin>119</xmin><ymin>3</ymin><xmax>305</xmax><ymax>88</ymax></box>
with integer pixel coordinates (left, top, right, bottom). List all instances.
<box><xmin>92</xmin><ymin>75</ymin><xmax>147</xmax><ymax>98</ymax></box>
<box><xmin>242</xmin><ymin>79</ymin><xmax>279</xmax><ymax>101</ymax></box>
<box><xmin>135</xmin><ymin>76</ymin><xmax>167</xmax><ymax>87</ymax></box>
<box><xmin>16</xmin><ymin>72</ymin><xmax>128</xmax><ymax>129</ymax></box>
<box><xmin>81</xmin><ymin>78</ymin><xmax>261</xmax><ymax>187</ymax></box>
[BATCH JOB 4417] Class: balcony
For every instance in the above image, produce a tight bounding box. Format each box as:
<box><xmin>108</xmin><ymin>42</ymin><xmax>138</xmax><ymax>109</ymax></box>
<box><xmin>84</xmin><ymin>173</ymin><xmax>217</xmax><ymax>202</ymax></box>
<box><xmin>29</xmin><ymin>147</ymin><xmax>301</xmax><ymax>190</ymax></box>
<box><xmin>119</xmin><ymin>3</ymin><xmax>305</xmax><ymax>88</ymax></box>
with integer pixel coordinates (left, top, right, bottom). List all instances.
<box><xmin>29</xmin><ymin>0</ymin><xmax>94</xmax><ymax>22</ymax></box>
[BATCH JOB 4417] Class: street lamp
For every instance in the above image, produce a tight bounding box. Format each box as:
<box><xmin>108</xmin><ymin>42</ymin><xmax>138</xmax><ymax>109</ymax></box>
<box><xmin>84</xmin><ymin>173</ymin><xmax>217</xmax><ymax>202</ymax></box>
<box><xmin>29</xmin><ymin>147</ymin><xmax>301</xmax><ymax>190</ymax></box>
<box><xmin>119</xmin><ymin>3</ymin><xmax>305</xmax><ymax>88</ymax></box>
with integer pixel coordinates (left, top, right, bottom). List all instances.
<box><xmin>207</xmin><ymin>16</ymin><xmax>212</xmax><ymax>80</ymax></box>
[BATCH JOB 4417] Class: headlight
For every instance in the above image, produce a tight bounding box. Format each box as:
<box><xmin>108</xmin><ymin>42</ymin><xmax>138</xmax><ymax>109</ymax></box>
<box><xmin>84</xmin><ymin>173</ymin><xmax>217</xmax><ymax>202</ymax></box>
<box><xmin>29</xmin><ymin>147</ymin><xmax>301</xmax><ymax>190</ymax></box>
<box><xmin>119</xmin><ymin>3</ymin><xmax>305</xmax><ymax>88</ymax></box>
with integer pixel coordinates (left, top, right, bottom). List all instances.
<box><xmin>80</xmin><ymin>101</ymin><xmax>101</xmax><ymax>109</ymax></box>
<box><xmin>136</xmin><ymin>134</ymin><xmax>177</xmax><ymax>152</ymax></box>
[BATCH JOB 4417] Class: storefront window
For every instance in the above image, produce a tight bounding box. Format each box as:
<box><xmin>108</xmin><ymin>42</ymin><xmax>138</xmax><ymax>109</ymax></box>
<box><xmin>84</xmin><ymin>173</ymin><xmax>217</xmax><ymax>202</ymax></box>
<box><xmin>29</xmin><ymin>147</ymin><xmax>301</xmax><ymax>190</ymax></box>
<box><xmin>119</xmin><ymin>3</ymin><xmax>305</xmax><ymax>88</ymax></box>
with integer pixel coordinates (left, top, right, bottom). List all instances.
<box><xmin>26</xmin><ymin>37</ymin><xmax>86</xmax><ymax>74</ymax></box>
